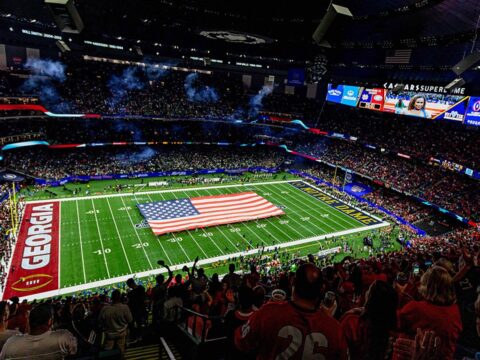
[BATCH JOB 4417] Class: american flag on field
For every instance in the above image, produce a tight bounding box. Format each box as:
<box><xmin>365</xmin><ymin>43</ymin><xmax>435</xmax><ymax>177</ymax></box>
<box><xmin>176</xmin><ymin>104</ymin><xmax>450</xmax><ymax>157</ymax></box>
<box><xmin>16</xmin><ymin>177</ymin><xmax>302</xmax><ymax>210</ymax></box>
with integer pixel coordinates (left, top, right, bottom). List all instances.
<box><xmin>137</xmin><ymin>192</ymin><xmax>285</xmax><ymax>235</ymax></box>
<box><xmin>385</xmin><ymin>49</ymin><xmax>412</xmax><ymax>64</ymax></box>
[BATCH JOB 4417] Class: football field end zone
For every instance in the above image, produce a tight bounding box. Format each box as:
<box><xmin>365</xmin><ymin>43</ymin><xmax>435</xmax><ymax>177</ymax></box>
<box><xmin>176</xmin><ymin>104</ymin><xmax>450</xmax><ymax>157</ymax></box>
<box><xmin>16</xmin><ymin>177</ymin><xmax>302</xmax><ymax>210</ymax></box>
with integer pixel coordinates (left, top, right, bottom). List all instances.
<box><xmin>14</xmin><ymin>221</ymin><xmax>390</xmax><ymax>301</ymax></box>
<box><xmin>293</xmin><ymin>180</ymin><xmax>384</xmax><ymax>224</ymax></box>
<box><xmin>25</xmin><ymin>179</ymin><xmax>303</xmax><ymax>204</ymax></box>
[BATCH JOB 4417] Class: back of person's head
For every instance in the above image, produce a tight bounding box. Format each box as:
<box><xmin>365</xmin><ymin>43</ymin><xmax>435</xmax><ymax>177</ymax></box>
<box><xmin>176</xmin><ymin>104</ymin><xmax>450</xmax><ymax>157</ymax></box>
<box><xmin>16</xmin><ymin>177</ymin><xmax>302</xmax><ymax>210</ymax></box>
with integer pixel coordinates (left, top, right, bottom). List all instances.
<box><xmin>111</xmin><ymin>289</ymin><xmax>121</xmax><ymax>303</ymax></box>
<box><xmin>72</xmin><ymin>304</ymin><xmax>86</xmax><ymax>322</ymax></box>
<box><xmin>126</xmin><ymin>278</ymin><xmax>135</xmax><ymax>288</ymax></box>
<box><xmin>363</xmin><ymin>280</ymin><xmax>398</xmax><ymax>328</ymax></box>
<box><xmin>175</xmin><ymin>274</ymin><xmax>182</xmax><ymax>283</ymax></box>
<box><xmin>419</xmin><ymin>266</ymin><xmax>456</xmax><ymax>306</ymax></box>
<box><xmin>362</xmin><ymin>281</ymin><xmax>398</xmax><ymax>359</ymax></box>
<box><xmin>323</xmin><ymin>291</ymin><xmax>336</xmax><ymax>308</ymax></box>
<box><xmin>293</xmin><ymin>263</ymin><xmax>323</xmax><ymax>301</ymax></box>
<box><xmin>229</xmin><ymin>263</ymin><xmax>235</xmax><ymax>273</ymax></box>
<box><xmin>197</xmin><ymin>268</ymin><xmax>205</xmax><ymax>277</ymax></box>
<box><xmin>29</xmin><ymin>305</ymin><xmax>52</xmax><ymax>331</ymax></box>
<box><xmin>253</xmin><ymin>285</ymin><xmax>266</xmax><ymax>308</ymax></box>
<box><xmin>156</xmin><ymin>274</ymin><xmax>165</xmax><ymax>284</ymax></box>
<box><xmin>211</xmin><ymin>273</ymin><xmax>219</xmax><ymax>282</ymax></box>
<box><xmin>238</xmin><ymin>286</ymin><xmax>255</xmax><ymax>311</ymax></box>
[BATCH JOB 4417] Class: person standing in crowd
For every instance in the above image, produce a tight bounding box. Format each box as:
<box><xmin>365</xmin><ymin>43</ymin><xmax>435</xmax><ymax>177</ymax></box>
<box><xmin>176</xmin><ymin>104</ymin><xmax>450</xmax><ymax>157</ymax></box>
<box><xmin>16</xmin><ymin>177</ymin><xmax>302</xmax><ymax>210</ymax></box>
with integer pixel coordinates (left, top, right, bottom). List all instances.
<box><xmin>98</xmin><ymin>289</ymin><xmax>133</xmax><ymax>358</ymax></box>
<box><xmin>397</xmin><ymin>266</ymin><xmax>462</xmax><ymax>360</ymax></box>
<box><xmin>225</xmin><ymin>286</ymin><xmax>256</xmax><ymax>360</ymax></box>
<box><xmin>0</xmin><ymin>305</ymin><xmax>77</xmax><ymax>359</ymax></box>
<box><xmin>235</xmin><ymin>263</ymin><xmax>348</xmax><ymax>359</ymax></box>
<box><xmin>340</xmin><ymin>280</ymin><xmax>399</xmax><ymax>359</ymax></box>
<box><xmin>151</xmin><ymin>262</ymin><xmax>173</xmax><ymax>330</ymax></box>
<box><xmin>0</xmin><ymin>302</ymin><xmax>20</xmax><ymax>351</ymax></box>
<box><xmin>126</xmin><ymin>278</ymin><xmax>147</xmax><ymax>342</ymax></box>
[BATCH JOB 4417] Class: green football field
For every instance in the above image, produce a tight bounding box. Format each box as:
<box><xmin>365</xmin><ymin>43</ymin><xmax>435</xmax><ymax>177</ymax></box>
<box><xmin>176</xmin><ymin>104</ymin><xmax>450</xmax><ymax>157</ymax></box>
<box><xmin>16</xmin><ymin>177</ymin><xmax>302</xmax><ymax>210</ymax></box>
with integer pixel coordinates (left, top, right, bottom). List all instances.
<box><xmin>17</xmin><ymin>177</ymin><xmax>389</xmax><ymax>297</ymax></box>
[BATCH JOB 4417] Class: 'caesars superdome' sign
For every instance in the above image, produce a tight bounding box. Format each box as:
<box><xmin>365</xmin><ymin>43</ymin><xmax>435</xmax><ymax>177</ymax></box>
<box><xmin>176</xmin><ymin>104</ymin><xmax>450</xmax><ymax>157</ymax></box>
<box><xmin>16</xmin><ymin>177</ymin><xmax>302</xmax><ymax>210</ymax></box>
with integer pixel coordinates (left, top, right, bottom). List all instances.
<box><xmin>383</xmin><ymin>83</ymin><xmax>466</xmax><ymax>95</ymax></box>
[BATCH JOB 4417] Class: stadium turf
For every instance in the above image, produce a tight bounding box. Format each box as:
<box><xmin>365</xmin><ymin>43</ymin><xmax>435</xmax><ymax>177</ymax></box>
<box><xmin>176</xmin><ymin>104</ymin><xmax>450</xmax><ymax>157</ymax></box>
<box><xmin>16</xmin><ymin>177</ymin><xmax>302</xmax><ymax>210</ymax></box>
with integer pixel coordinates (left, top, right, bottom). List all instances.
<box><xmin>47</xmin><ymin>179</ymin><xmax>384</xmax><ymax>289</ymax></box>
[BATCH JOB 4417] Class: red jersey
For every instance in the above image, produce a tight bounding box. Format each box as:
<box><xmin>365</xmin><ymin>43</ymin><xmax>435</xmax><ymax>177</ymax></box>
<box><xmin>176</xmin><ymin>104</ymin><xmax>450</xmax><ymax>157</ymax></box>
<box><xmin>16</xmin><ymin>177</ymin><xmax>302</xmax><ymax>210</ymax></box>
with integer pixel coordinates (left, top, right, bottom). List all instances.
<box><xmin>235</xmin><ymin>301</ymin><xmax>348</xmax><ymax>360</ymax></box>
<box><xmin>398</xmin><ymin>300</ymin><xmax>462</xmax><ymax>360</ymax></box>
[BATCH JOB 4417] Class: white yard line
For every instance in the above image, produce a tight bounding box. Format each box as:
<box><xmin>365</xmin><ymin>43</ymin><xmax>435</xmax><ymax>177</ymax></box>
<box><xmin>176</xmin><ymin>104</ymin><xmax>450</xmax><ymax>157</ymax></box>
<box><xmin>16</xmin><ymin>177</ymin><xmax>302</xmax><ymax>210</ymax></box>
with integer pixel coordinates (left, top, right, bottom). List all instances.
<box><xmin>120</xmin><ymin>195</ymin><xmax>159</xmax><ymax>268</ymax></box>
<box><xmin>300</xmin><ymin>181</ymin><xmax>384</xmax><ymax>223</ymax></box>
<box><xmin>105</xmin><ymin>198</ymin><xmax>133</xmax><ymax>274</ymax></box>
<box><xmin>26</xmin><ymin>180</ymin><xmax>303</xmax><ymax>203</ymax></box>
<box><xmin>91</xmin><ymin>199</ymin><xmax>111</xmax><ymax>278</ymax></box>
<box><xmin>146</xmin><ymin>193</ymin><xmax>192</xmax><ymax>262</ymax></box>
<box><xmin>19</xmin><ymin>221</ymin><xmax>390</xmax><ymax>301</ymax></box>
<box><xmin>75</xmin><ymin>200</ymin><xmax>87</xmax><ymax>283</ymax></box>
<box><xmin>274</xmin><ymin>183</ymin><xmax>353</xmax><ymax>231</ymax></box>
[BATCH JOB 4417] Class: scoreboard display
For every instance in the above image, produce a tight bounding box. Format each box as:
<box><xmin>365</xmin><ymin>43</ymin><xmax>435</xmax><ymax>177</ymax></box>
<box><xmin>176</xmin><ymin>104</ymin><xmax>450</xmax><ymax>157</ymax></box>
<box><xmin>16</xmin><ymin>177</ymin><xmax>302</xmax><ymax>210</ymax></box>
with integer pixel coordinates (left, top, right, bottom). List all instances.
<box><xmin>325</xmin><ymin>83</ymin><xmax>479</xmax><ymax>127</ymax></box>
<box><xmin>358</xmin><ymin>88</ymin><xmax>385</xmax><ymax>111</ymax></box>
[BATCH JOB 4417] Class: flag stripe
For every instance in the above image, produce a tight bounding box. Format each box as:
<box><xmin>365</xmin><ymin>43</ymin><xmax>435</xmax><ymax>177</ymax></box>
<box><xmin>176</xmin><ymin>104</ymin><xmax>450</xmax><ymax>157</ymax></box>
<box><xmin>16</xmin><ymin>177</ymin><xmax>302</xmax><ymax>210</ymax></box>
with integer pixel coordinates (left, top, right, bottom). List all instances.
<box><xmin>151</xmin><ymin>210</ymin><xmax>285</xmax><ymax>234</ymax></box>
<box><xmin>137</xmin><ymin>191</ymin><xmax>284</xmax><ymax>235</ymax></box>
<box><xmin>149</xmin><ymin>206</ymin><xmax>283</xmax><ymax>229</ymax></box>
<box><xmin>148</xmin><ymin>201</ymin><xmax>276</xmax><ymax>225</ymax></box>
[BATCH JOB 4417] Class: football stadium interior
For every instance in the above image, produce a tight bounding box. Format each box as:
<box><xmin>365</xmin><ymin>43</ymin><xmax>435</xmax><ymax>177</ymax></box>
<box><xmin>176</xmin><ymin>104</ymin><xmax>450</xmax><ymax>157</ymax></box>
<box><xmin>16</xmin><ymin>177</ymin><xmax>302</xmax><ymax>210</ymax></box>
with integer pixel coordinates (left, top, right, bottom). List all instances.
<box><xmin>0</xmin><ymin>0</ymin><xmax>479</xmax><ymax>359</ymax></box>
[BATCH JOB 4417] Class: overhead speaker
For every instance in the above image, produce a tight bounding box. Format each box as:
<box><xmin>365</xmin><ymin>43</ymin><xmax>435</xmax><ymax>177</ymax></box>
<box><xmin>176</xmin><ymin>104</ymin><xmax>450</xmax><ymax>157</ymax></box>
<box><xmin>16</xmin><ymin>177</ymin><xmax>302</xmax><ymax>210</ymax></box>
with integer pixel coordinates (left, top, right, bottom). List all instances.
<box><xmin>55</xmin><ymin>40</ymin><xmax>71</xmax><ymax>53</ymax></box>
<box><xmin>312</xmin><ymin>4</ymin><xmax>353</xmax><ymax>47</ymax></box>
<box><xmin>45</xmin><ymin>0</ymin><xmax>84</xmax><ymax>34</ymax></box>
<box><xmin>445</xmin><ymin>78</ymin><xmax>466</xmax><ymax>92</ymax></box>
<box><xmin>452</xmin><ymin>51</ymin><xmax>480</xmax><ymax>76</ymax></box>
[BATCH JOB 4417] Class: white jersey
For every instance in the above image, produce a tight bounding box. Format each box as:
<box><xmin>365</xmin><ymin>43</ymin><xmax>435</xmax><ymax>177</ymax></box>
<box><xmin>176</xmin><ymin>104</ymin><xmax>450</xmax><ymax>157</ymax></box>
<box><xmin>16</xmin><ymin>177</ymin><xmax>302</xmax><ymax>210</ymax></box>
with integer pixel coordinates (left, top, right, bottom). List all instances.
<box><xmin>0</xmin><ymin>329</ymin><xmax>77</xmax><ymax>360</ymax></box>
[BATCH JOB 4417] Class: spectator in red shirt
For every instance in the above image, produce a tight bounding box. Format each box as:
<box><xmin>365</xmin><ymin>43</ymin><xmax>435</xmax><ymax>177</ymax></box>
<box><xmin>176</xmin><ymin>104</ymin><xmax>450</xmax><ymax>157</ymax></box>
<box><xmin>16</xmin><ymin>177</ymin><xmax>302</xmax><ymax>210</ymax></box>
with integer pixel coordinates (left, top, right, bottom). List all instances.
<box><xmin>235</xmin><ymin>263</ymin><xmax>348</xmax><ymax>360</ymax></box>
<box><xmin>340</xmin><ymin>280</ymin><xmax>399</xmax><ymax>360</ymax></box>
<box><xmin>398</xmin><ymin>266</ymin><xmax>462</xmax><ymax>360</ymax></box>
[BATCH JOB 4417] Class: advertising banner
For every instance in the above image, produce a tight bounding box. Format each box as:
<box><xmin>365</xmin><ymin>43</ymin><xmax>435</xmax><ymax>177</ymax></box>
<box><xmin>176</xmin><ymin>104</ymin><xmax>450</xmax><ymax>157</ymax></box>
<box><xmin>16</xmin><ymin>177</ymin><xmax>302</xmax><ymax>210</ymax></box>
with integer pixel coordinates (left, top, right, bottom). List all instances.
<box><xmin>326</xmin><ymin>84</ymin><xmax>361</xmax><ymax>107</ymax></box>
<box><xmin>464</xmin><ymin>96</ymin><xmax>480</xmax><ymax>127</ymax></box>
<box><xmin>358</xmin><ymin>88</ymin><xmax>386</xmax><ymax>111</ymax></box>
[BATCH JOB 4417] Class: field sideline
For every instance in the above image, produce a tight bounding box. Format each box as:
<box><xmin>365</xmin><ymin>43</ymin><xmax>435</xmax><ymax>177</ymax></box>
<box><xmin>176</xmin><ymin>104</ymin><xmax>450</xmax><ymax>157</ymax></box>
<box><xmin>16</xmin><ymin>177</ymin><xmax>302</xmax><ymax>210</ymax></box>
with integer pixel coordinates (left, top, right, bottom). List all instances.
<box><xmin>3</xmin><ymin>178</ymin><xmax>389</xmax><ymax>300</ymax></box>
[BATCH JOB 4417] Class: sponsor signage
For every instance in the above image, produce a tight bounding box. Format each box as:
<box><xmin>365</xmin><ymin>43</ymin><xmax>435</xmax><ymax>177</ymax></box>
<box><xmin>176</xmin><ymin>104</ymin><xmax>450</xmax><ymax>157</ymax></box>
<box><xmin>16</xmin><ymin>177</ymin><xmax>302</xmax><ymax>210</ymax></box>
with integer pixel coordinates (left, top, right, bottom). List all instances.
<box><xmin>326</xmin><ymin>84</ymin><xmax>362</xmax><ymax>107</ymax></box>
<box><xmin>464</xmin><ymin>96</ymin><xmax>480</xmax><ymax>127</ymax></box>
<box><xmin>3</xmin><ymin>202</ymin><xmax>60</xmax><ymax>299</ymax></box>
<box><xmin>358</xmin><ymin>88</ymin><xmax>385</xmax><ymax>111</ymax></box>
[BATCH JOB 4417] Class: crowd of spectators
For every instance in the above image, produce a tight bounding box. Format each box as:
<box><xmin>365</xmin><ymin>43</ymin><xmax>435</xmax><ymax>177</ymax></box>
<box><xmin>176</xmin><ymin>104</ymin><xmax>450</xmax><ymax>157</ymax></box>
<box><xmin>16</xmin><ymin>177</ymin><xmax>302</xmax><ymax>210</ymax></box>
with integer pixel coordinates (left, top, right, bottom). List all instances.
<box><xmin>5</xmin><ymin>146</ymin><xmax>287</xmax><ymax>180</ymax></box>
<box><xmin>317</xmin><ymin>104</ymin><xmax>479</xmax><ymax>170</ymax></box>
<box><xmin>0</xmin><ymin>196</ymin><xmax>22</xmax><ymax>292</ymax></box>
<box><xmin>0</xmin><ymin>225</ymin><xmax>477</xmax><ymax>359</ymax></box>
<box><xmin>295</xmin><ymin>138</ymin><xmax>480</xmax><ymax>222</ymax></box>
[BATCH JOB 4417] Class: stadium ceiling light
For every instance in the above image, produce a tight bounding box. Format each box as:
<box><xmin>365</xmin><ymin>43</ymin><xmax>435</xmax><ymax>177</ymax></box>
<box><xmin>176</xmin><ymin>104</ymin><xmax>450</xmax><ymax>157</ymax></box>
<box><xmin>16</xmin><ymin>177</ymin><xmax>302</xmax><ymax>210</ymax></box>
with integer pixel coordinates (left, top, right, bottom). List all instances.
<box><xmin>8</xmin><ymin>27</ymin><xmax>13</xmax><ymax>31</ymax></box>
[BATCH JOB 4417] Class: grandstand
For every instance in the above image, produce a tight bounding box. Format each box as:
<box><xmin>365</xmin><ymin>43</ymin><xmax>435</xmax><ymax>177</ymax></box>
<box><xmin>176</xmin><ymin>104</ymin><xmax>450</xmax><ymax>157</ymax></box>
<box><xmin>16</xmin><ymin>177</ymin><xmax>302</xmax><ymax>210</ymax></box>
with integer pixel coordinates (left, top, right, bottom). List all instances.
<box><xmin>0</xmin><ymin>0</ymin><xmax>479</xmax><ymax>359</ymax></box>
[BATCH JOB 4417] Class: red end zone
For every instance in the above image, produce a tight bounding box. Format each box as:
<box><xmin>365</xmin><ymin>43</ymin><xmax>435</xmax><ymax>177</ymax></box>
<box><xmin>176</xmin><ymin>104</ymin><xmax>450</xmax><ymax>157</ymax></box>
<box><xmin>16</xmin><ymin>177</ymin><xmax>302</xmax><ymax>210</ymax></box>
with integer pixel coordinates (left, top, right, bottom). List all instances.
<box><xmin>3</xmin><ymin>202</ymin><xmax>60</xmax><ymax>300</ymax></box>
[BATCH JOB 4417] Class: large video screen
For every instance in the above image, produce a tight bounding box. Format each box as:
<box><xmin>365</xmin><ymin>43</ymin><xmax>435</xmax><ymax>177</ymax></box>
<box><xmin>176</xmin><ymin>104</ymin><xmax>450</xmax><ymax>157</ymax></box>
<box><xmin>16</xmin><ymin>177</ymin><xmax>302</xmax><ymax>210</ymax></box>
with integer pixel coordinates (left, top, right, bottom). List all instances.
<box><xmin>464</xmin><ymin>97</ymin><xmax>480</xmax><ymax>127</ymax></box>
<box><xmin>326</xmin><ymin>84</ymin><xmax>361</xmax><ymax>107</ymax></box>
<box><xmin>383</xmin><ymin>91</ymin><xmax>467</xmax><ymax>120</ymax></box>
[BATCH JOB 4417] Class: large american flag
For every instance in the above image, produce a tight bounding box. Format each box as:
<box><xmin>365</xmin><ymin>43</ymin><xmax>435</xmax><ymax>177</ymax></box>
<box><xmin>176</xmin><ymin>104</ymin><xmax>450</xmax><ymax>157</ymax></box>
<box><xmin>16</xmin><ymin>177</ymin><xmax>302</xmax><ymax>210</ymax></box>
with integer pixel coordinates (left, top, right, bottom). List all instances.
<box><xmin>137</xmin><ymin>192</ymin><xmax>285</xmax><ymax>235</ymax></box>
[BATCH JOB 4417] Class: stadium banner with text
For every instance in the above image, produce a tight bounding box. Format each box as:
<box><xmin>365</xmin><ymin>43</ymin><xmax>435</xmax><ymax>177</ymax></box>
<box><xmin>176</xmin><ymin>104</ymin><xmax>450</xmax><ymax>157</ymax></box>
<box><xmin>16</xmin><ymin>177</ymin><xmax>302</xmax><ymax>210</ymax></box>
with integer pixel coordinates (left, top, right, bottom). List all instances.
<box><xmin>288</xmin><ymin>169</ymin><xmax>426</xmax><ymax>235</ymax></box>
<box><xmin>289</xmin><ymin>181</ymin><xmax>382</xmax><ymax>226</ymax></box>
<box><xmin>325</xmin><ymin>84</ymin><xmax>362</xmax><ymax>107</ymax></box>
<box><xmin>3</xmin><ymin>202</ymin><xmax>60</xmax><ymax>300</ymax></box>
<box><xmin>287</xmin><ymin>68</ymin><xmax>305</xmax><ymax>86</ymax></box>
<box><xmin>464</xmin><ymin>96</ymin><xmax>480</xmax><ymax>127</ymax></box>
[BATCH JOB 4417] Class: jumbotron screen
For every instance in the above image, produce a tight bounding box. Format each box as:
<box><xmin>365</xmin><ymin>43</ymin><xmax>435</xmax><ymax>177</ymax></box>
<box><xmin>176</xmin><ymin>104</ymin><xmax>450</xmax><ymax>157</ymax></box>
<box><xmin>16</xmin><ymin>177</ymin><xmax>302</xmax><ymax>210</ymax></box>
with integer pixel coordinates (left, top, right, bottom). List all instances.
<box><xmin>326</xmin><ymin>83</ymin><xmax>475</xmax><ymax>124</ymax></box>
<box><xmin>383</xmin><ymin>91</ymin><xmax>467</xmax><ymax>120</ymax></box>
